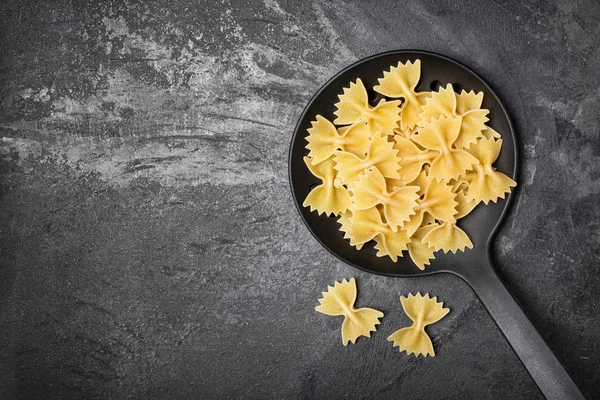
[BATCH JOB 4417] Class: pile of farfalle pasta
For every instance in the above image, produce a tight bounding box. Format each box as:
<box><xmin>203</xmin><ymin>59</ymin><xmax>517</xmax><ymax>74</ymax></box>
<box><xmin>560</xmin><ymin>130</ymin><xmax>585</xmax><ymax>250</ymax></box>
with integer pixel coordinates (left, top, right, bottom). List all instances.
<box><xmin>303</xmin><ymin>60</ymin><xmax>516</xmax><ymax>269</ymax></box>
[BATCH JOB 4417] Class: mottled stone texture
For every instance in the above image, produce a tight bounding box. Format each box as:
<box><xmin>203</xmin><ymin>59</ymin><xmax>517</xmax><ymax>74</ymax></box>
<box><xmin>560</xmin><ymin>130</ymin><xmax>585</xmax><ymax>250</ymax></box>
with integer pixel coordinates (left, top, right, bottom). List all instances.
<box><xmin>0</xmin><ymin>0</ymin><xmax>598</xmax><ymax>399</ymax></box>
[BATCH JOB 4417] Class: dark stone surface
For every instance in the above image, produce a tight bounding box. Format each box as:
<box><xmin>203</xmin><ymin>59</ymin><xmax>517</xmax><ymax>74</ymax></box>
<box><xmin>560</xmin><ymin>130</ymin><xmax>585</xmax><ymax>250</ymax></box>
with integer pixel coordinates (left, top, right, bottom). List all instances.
<box><xmin>0</xmin><ymin>0</ymin><xmax>598</xmax><ymax>398</ymax></box>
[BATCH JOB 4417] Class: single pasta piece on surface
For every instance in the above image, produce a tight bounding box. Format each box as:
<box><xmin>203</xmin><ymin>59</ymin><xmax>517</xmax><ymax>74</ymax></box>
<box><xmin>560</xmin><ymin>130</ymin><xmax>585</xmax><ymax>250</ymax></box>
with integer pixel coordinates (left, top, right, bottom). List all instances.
<box><xmin>315</xmin><ymin>278</ymin><xmax>384</xmax><ymax>345</ymax></box>
<box><xmin>388</xmin><ymin>293</ymin><xmax>450</xmax><ymax>357</ymax></box>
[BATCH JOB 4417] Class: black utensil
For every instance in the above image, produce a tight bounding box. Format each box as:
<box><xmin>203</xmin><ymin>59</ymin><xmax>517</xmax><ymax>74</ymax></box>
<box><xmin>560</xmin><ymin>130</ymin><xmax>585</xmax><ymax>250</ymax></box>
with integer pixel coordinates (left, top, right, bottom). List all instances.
<box><xmin>289</xmin><ymin>50</ymin><xmax>584</xmax><ymax>400</ymax></box>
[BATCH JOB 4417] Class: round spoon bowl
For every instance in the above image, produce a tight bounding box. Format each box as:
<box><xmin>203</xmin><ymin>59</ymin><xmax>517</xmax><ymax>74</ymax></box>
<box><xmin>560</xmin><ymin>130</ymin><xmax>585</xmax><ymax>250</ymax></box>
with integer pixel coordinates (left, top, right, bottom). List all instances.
<box><xmin>288</xmin><ymin>50</ymin><xmax>517</xmax><ymax>277</ymax></box>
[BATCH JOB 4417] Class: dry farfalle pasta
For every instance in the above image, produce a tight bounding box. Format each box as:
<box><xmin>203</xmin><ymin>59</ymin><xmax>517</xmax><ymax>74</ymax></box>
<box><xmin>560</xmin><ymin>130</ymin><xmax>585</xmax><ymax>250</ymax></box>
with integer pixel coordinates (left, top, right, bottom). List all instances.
<box><xmin>339</xmin><ymin>208</ymin><xmax>412</xmax><ymax>262</ymax></box>
<box><xmin>388</xmin><ymin>293</ymin><xmax>449</xmax><ymax>357</ymax></box>
<box><xmin>303</xmin><ymin>59</ymin><xmax>516</xmax><ymax>269</ymax></box>
<box><xmin>334</xmin><ymin>132</ymin><xmax>401</xmax><ymax>186</ymax></box>
<box><xmin>412</xmin><ymin>116</ymin><xmax>480</xmax><ymax>182</ymax></box>
<box><xmin>465</xmin><ymin>136</ymin><xmax>517</xmax><ymax>204</ymax></box>
<box><xmin>350</xmin><ymin>167</ymin><xmax>420</xmax><ymax>232</ymax></box>
<box><xmin>373</xmin><ymin>60</ymin><xmax>431</xmax><ymax>130</ymax></box>
<box><xmin>419</xmin><ymin>83</ymin><xmax>489</xmax><ymax>150</ymax></box>
<box><xmin>302</xmin><ymin>156</ymin><xmax>351</xmax><ymax>216</ymax></box>
<box><xmin>306</xmin><ymin>116</ymin><xmax>371</xmax><ymax>165</ymax></box>
<box><xmin>334</xmin><ymin>78</ymin><xmax>402</xmax><ymax>135</ymax></box>
<box><xmin>315</xmin><ymin>278</ymin><xmax>384</xmax><ymax>345</ymax></box>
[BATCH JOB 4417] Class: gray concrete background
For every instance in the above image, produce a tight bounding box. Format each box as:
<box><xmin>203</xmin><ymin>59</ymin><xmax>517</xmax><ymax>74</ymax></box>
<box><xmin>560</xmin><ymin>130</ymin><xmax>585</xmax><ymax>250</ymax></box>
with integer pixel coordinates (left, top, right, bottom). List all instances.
<box><xmin>0</xmin><ymin>0</ymin><xmax>599</xmax><ymax>398</ymax></box>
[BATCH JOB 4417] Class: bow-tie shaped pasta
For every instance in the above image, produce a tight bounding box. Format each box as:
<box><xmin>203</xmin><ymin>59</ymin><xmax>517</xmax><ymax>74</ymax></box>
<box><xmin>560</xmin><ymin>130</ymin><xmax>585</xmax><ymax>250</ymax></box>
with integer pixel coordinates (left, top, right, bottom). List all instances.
<box><xmin>407</xmin><ymin>224</ymin><xmax>438</xmax><ymax>270</ymax></box>
<box><xmin>340</xmin><ymin>208</ymin><xmax>411</xmax><ymax>262</ymax></box>
<box><xmin>302</xmin><ymin>156</ymin><xmax>351</xmax><ymax>216</ymax></box>
<box><xmin>419</xmin><ymin>84</ymin><xmax>489</xmax><ymax>150</ymax></box>
<box><xmin>305</xmin><ymin>116</ymin><xmax>371</xmax><ymax>165</ymax></box>
<box><xmin>394</xmin><ymin>136</ymin><xmax>437</xmax><ymax>183</ymax></box>
<box><xmin>418</xmin><ymin>84</ymin><xmax>458</xmax><ymax>123</ymax></box>
<box><xmin>333</xmin><ymin>78</ymin><xmax>402</xmax><ymax>135</ymax></box>
<box><xmin>350</xmin><ymin>167</ymin><xmax>420</xmax><ymax>232</ymax></box>
<box><xmin>402</xmin><ymin>179</ymin><xmax>458</xmax><ymax>237</ymax></box>
<box><xmin>388</xmin><ymin>293</ymin><xmax>450</xmax><ymax>357</ymax></box>
<box><xmin>455</xmin><ymin>108</ymin><xmax>490</xmax><ymax>150</ymax></box>
<box><xmin>416</xmin><ymin>181</ymin><xmax>476</xmax><ymax>254</ymax></box>
<box><xmin>315</xmin><ymin>278</ymin><xmax>384</xmax><ymax>345</ymax></box>
<box><xmin>465</xmin><ymin>137</ymin><xmax>517</xmax><ymax>205</ymax></box>
<box><xmin>373</xmin><ymin>60</ymin><xmax>431</xmax><ymax>130</ymax></box>
<box><xmin>412</xmin><ymin>116</ymin><xmax>480</xmax><ymax>182</ymax></box>
<box><xmin>338</xmin><ymin>208</ymin><xmax>379</xmax><ymax>249</ymax></box>
<box><xmin>373</xmin><ymin>228</ymin><xmax>412</xmax><ymax>261</ymax></box>
<box><xmin>455</xmin><ymin>89</ymin><xmax>484</xmax><ymax>114</ymax></box>
<box><xmin>334</xmin><ymin>132</ymin><xmax>401</xmax><ymax>186</ymax></box>
<box><xmin>422</xmin><ymin>221</ymin><xmax>473</xmax><ymax>254</ymax></box>
<box><xmin>411</xmin><ymin>171</ymin><xmax>476</xmax><ymax>254</ymax></box>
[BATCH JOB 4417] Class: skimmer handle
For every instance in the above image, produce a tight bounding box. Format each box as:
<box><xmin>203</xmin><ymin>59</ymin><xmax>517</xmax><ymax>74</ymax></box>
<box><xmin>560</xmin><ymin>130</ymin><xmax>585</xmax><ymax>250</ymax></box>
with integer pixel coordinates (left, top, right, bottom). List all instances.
<box><xmin>459</xmin><ymin>259</ymin><xmax>585</xmax><ymax>400</ymax></box>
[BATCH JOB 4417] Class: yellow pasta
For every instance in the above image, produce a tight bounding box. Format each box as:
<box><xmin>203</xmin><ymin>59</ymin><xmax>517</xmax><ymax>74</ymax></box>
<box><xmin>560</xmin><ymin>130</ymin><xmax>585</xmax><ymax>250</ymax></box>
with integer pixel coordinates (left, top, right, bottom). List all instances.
<box><xmin>374</xmin><ymin>60</ymin><xmax>431</xmax><ymax>130</ymax></box>
<box><xmin>407</xmin><ymin>168</ymin><xmax>430</xmax><ymax>197</ymax></box>
<box><xmin>465</xmin><ymin>137</ymin><xmax>517</xmax><ymax>205</ymax></box>
<box><xmin>448</xmin><ymin>169</ymin><xmax>478</xmax><ymax>194</ymax></box>
<box><xmin>333</xmin><ymin>78</ymin><xmax>402</xmax><ymax>135</ymax></box>
<box><xmin>407</xmin><ymin>224</ymin><xmax>438</xmax><ymax>270</ymax></box>
<box><xmin>315</xmin><ymin>278</ymin><xmax>384</xmax><ymax>345</ymax></box>
<box><xmin>394</xmin><ymin>136</ymin><xmax>437</xmax><ymax>183</ymax></box>
<box><xmin>412</xmin><ymin>116</ymin><xmax>480</xmax><ymax>182</ymax></box>
<box><xmin>455</xmin><ymin>90</ymin><xmax>484</xmax><ymax>114</ymax></box>
<box><xmin>339</xmin><ymin>208</ymin><xmax>411</xmax><ymax>261</ymax></box>
<box><xmin>333</xmin><ymin>132</ymin><xmax>401</xmax><ymax>186</ymax></box>
<box><xmin>338</xmin><ymin>208</ymin><xmax>380</xmax><ymax>249</ymax></box>
<box><xmin>305</xmin><ymin>116</ymin><xmax>370</xmax><ymax>165</ymax></box>
<box><xmin>419</xmin><ymin>84</ymin><xmax>489</xmax><ymax>150</ymax></box>
<box><xmin>393</xmin><ymin>126</ymin><xmax>417</xmax><ymax>140</ymax></box>
<box><xmin>302</xmin><ymin>60</ymin><xmax>516</xmax><ymax>269</ymax></box>
<box><xmin>422</xmin><ymin>221</ymin><xmax>474</xmax><ymax>254</ymax></box>
<box><xmin>482</xmin><ymin>125</ymin><xmax>502</xmax><ymax>139</ymax></box>
<box><xmin>302</xmin><ymin>156</ymin><xmax>351</xmax><ymax>216</ymax></box>
<box><xmin>419</xmin><ymin>84</ymin><xmax>457</xmax><ymax>123</ymax></box>
<box><xmin>385</xmin><ymin>160</ymin><xmax>430</xmax><ymax>194</ymax></box>
<box><xmin>402</xmin><ymin>179</ymin><xmax>458</xmax><ymax>237</ymax></box>
<box><xmin>388</xmin><ymin>293</ymin><xmax>450</xmax><ymax>357</ymax></box>
<box><xmin>373</xmin><ymin>227</ymin><xmax>412</xmax><ymax>262</ymax></box>
<box><xmin>350</xmin><ymin>167</ymin><xmax>420</xmax><ymax>232</ymax></box>
<box><xmin>455</xmin><ymin>109</ymin><xmax>489</xmax><ymax>150</ymax></box>
<box><xmin>454</xmin><ymin>189</ymin><xmax>478</xmax><ymax>219</ymax></box>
